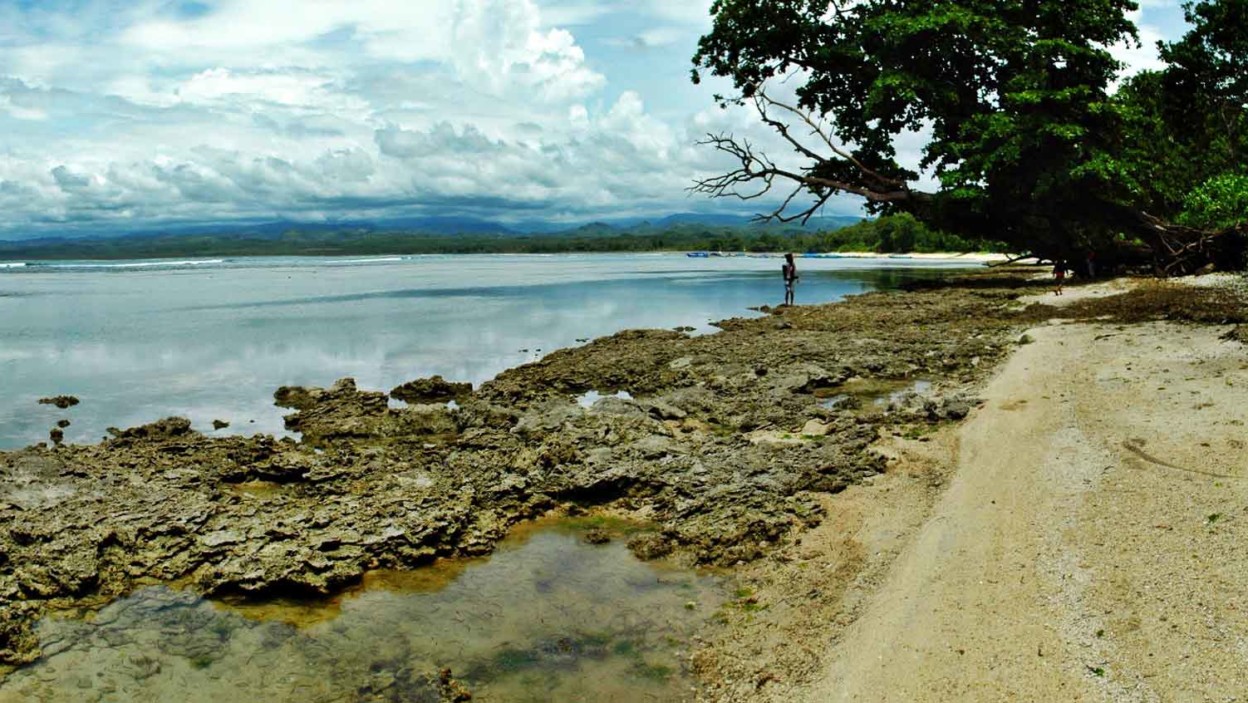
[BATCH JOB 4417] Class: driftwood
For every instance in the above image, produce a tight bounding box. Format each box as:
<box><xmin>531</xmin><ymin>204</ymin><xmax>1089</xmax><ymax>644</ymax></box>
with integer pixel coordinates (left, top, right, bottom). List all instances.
<box><xmin>1137</xmin><ymin>212</ymin><xmax>1248</xmax><ymax>276</ymax></box>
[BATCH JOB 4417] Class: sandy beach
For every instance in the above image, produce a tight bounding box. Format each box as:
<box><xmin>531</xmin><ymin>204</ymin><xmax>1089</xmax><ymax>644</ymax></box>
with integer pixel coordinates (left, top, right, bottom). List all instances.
<box><xmin>697</xmin><ymin>275</ymin><xmax>1248</xmax><ymax>701</ymax></box>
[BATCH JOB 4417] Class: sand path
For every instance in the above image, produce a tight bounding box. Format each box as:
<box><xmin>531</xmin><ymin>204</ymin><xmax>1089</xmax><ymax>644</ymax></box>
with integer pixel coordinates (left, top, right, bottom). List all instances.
<box><xmin>805</xmin><ymin>293</ymin><xmax>1248</xmax><ymax>701</ymax></box>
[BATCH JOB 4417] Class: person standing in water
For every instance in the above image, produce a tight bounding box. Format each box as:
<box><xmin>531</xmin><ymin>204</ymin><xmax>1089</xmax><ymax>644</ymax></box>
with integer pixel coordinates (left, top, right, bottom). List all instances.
<box><xmin>782</xmin><ymin>253</ymin><xmax>799</xmax><ymax>306</ymax></box>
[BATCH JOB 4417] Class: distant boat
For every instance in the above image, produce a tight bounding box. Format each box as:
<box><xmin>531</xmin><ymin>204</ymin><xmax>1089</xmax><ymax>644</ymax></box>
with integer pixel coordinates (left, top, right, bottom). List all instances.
<box><xmin>686</xmin><ymin>251</ymin><xmax>710</xmax><ymax>258</ymax></box>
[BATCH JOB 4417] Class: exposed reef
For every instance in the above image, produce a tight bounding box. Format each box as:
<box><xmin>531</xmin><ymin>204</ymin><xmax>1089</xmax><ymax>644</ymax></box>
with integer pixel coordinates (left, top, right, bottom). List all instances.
<box><xmin>0</xmin><ymin>278</ymin><xmax>1067</xmax><ymax>665</ymax></box>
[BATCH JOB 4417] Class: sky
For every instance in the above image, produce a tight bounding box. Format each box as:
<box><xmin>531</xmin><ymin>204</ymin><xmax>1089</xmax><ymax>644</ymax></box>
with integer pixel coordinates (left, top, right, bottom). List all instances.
<box><xmin>0</xmin><ymin>0</ymin><xmax>1193</xmax><ymax>238</ymax></box>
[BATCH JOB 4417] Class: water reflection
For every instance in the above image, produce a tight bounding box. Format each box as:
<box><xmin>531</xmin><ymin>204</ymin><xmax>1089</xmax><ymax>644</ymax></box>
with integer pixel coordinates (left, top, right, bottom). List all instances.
<box><xmin>0</xmin><ymin>254</ymin><xmax>976</xmax><ymax>448</ymax></box>
<box><xmin>0</xmin><ymin>521</ymin><xmax>723</xmax><ymax>703</ymax></box>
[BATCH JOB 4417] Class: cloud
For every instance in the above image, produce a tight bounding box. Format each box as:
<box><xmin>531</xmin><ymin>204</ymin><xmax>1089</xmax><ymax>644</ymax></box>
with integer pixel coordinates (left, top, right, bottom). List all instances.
<box><xmin>51</xmin><ymin>166</ymin><xmax>93</xmax><ymax>193</ymax></box>
<box><xmin>0</xmin><ymin>1</ymin><xmax>1196</xmax><ymax>237</ymax></box>
<box><xmin>1110</xmin><ymin>6</ymin><xmax>1175</xmax><ymax>79</ymax></box>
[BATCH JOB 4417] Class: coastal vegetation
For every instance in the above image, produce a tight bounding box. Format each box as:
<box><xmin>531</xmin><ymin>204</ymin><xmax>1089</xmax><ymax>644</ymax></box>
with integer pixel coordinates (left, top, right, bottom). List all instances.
<box><xmin>0</xmin><ymin>214</ymin><xmax>999</xmax><ymax>259</ymax></box>
<box><xmin>691</xmin><ymin>0</ymin><xmax>1248</xmax><ymax>273</ymax></box>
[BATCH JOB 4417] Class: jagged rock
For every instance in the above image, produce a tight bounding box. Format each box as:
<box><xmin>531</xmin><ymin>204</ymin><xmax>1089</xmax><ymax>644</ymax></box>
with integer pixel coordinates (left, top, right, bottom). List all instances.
<box><xmin>110</xmin><ymin>417</ymin><xmax>195</xmax><ymax>441</ymax></box>
<box><xmin>583</xmin><ymin>529</ymin><xmax>611</xmax><ymax>545</ymax></box>
<box><xmin>940</xmin><ymin>396</ymin><xmax>975</xmax><ymax>420</ymax></box>
<box><xmin>0</xmin><ymin>602</ymin><xmax>40</xmax><ymax>665</ymax></box>
<box><xmin>645</xmin><ymin>400</ymin><xmax>687</xmax><ymax>420</ymax></box>
<box><xmin>889</xmin><ymin>393</ymin><xmax>977</xmax><ymax>422</ymax></box>
<box><xmin>627</xmin><ymin>533</ymin><xmax>674</xmax><ymax>561</ymax></box>
<box><xmin>212</xmin><ymin>419</ymin><xmax>230</xmax><ymax>430</ymax></box>
<box><xmin>38</xmin><ymin>395</ymin><xmax>79</xmax><ymax>409</ymax></box>
<box><xmin>275</xmin><ymin>378</ymin><xmax>392</xmax><ymax>442</ymax></box>
<box><xmin>801</xmin><ymin>420</ymin><xmax>831</xmax><ymax>436</ymax></box>
<box><xmin>391</xmin><ymin>376</ymin><xmax>473</xmax><ymax>404</ymax></box>
<box><xmin>770</xmin><ymin>363</ymin><xmax>851</xmax><ymax>394</ymax></box>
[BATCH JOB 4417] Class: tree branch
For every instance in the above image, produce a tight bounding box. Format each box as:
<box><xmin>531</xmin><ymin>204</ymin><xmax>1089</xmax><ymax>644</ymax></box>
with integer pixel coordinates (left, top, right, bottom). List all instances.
<box><xmin>691</xmin><ymin>82</ymin><xmax>931</xmax><ymax>225</ymax></box>
<box><xmin>754</xmin><ymin>90</ymin><xmax>906</xmax><ymax>191</ymax></box>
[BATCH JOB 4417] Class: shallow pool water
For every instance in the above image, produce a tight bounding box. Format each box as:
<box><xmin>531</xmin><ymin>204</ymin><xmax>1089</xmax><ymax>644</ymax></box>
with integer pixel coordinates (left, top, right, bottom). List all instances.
<box><xmin>0</xmin><ymin>520</ymin><xmax>724</xmax><ymax>703</ymax></box>
<box><xmin>816</xmin><ymin>378</ymin><xmax>934</xmax><ymax>410</ymax></box>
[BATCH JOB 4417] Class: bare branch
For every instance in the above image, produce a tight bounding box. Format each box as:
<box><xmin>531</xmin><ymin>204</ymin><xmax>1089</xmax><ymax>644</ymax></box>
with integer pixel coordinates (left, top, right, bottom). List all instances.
<box><xmin>691</xmin><ymin>81</ymin><xmax>932</xmax><ymax>225</ymax></box>
<box><xmin>693</xmin><ymin>133</ymin><xmax>917</xmax><ymax>198</ymax></box>
<box><xmin>755</xmin><ymin>89</ymin><xmax>906</xmax><ymax>190</ymax></box>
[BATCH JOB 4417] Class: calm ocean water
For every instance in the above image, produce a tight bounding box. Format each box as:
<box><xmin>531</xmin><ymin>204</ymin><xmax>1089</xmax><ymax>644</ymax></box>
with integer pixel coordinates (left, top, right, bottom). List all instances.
<box><xmin>0</xmin><ymin>253</ymin><xmax>980</xmax><ymax>449</ymax></box>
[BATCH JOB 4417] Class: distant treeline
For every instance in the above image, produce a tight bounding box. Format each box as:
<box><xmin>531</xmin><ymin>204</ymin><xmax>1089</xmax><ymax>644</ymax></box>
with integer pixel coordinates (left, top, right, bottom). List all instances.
<box><xmin>0</xmin><ymin>214</ymin><xmax>1002</xmax><ymax>260</ymax></box>
<box><xmin>700</xmin><ymin>214</ymin><xmax>1006</xmax><ymax>254</ymax></box>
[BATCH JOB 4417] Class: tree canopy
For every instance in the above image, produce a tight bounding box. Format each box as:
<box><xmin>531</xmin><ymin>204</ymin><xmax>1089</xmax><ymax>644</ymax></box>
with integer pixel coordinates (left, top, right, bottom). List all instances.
<box><xmin>692</xmin><ymin>0</ymin><xmax>1248</xmax><ymax>272</ymax></box>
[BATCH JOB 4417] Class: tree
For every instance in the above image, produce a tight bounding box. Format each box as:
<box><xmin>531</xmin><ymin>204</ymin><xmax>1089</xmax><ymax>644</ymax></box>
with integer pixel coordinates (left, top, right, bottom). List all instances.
<box><xmin>1159</xmin><ymin>0</ymin><xmax>1247</xmax><ymax>170</ymax></box>
<box><xmin>1180</xmin><ymin>173</ymin><xmax>1248</xmax><ymax>230</ymax></box>
<box><xmin>691</xmin><ymin>0</ymin><xmax>1248</xmax><ymax>273</ymax></box>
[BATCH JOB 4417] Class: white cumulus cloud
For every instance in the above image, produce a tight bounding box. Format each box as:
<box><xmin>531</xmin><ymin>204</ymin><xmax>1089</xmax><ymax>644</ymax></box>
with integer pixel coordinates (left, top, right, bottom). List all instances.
<box><xmin>0</xmin><ymin>0</ymin><xmax>1196</xmax><ymax>237</ymax></box>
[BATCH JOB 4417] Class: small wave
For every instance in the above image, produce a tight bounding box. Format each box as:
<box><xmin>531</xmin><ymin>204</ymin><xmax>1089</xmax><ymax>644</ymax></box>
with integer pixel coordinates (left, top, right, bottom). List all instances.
<box><xmin>44</xmin><ymin>259</ymin><xmax>227</xmax><ymax>269</ymax></box>
<box><xmin>324</xmin><ymin>257</ymin><xmax>404</xmax><ymax>265</ymax></box>
<box><xmin>0</xmin><ymin>262</ymin><xmax>26</xmax><ymax>269</ymax></box>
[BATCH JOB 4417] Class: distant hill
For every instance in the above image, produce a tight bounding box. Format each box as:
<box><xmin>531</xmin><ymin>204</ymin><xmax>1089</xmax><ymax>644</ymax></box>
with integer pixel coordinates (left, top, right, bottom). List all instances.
<box><xmin>0</xmin><ymin>211</ymin><xmax>867</xmax><ymax>242</ymax></box>
<box><xmin>654</xmin><ymin>213</ymin><xmax>753</xmax><ymax>227</ymax></box>
<box><xmin>0</xmin><ymin>211</ymin><xmax>884</xmax><ymax>260</ymax></box>
<box><xmin>649</xmin><ymin>213</ymin><xmax>864</xmax><ymax>230</ymax></box>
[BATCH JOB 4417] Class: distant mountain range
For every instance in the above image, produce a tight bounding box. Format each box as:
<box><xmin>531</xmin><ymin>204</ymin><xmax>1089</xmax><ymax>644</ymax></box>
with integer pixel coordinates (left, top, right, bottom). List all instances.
<box><xmin>1</xmin><ymin>212</ymin><xmax>866</xmax><ymax>246</ymax></box>
<box><xmin>0</xmin><ymin>212</ymin><xmax>1002</xmax><ymax>261</ymax></box>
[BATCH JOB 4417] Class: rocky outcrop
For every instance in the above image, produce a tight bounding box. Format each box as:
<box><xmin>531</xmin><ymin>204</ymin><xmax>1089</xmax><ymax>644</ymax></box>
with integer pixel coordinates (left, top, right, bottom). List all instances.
<box><xmin>0</xmin><ymin>283</ymin><xmax>1029</xmax><ymax>664</ymax></box>
<box><xmin>37</xmin><ymin>395</ymin><xmax>79</xmax><ymax>409</ymax></box>
<box><xmin>274</xmin><ymin>378</ymin><xmax>456</xmax><ymax>445</ymax></box>
<box><xmin>391</xmin><ymin>376</ymin><xmax>473</xmax><ymax>404</ymax></box>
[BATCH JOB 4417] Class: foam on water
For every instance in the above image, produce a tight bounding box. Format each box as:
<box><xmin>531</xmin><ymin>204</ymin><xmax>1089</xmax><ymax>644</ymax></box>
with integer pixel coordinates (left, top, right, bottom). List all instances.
<box><xmin>323</xmin><ymin>256</ymin><xmax>405</xmax><ymax>265</ymax></box>
<box><xmin>21</xmin><ymin>259</ymin><xmax>227</xmax><ymax>271</ymax></box>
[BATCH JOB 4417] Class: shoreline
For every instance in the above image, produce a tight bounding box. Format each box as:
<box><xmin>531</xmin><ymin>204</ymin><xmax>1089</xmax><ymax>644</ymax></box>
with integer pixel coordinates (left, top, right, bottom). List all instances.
<box><xmin>1</xmin><ymin>270</ymin><xmax>1243</xmax><ymax>699</ymax></box>
<box><xmin>0</xmin><ymin>250</ymin><xmax>1008</xmax><ymax>265</ymax></box>
<box><xmin>0</xmin><ymin>269</ymin><xmax>1028</xmax><ymax>669</ymax></box>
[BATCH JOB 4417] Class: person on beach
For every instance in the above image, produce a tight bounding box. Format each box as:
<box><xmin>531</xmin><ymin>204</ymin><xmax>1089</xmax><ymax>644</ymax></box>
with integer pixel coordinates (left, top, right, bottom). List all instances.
<box><xmin>782</xmin><ymin>253</ymin><xmax>799</xmax><ymax>306</ymax></box>
<box><xmin>1053</xmin><ymin>259</ymin><xmax>1067</xmax><ymax>295</ymax></box>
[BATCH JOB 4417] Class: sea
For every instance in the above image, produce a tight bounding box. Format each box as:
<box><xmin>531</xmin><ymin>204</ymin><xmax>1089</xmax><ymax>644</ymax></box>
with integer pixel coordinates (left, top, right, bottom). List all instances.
<box><xmin>0</xmin><ymin>253</ymin><xmax>980</xmax><ymax>450</ymax></box>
